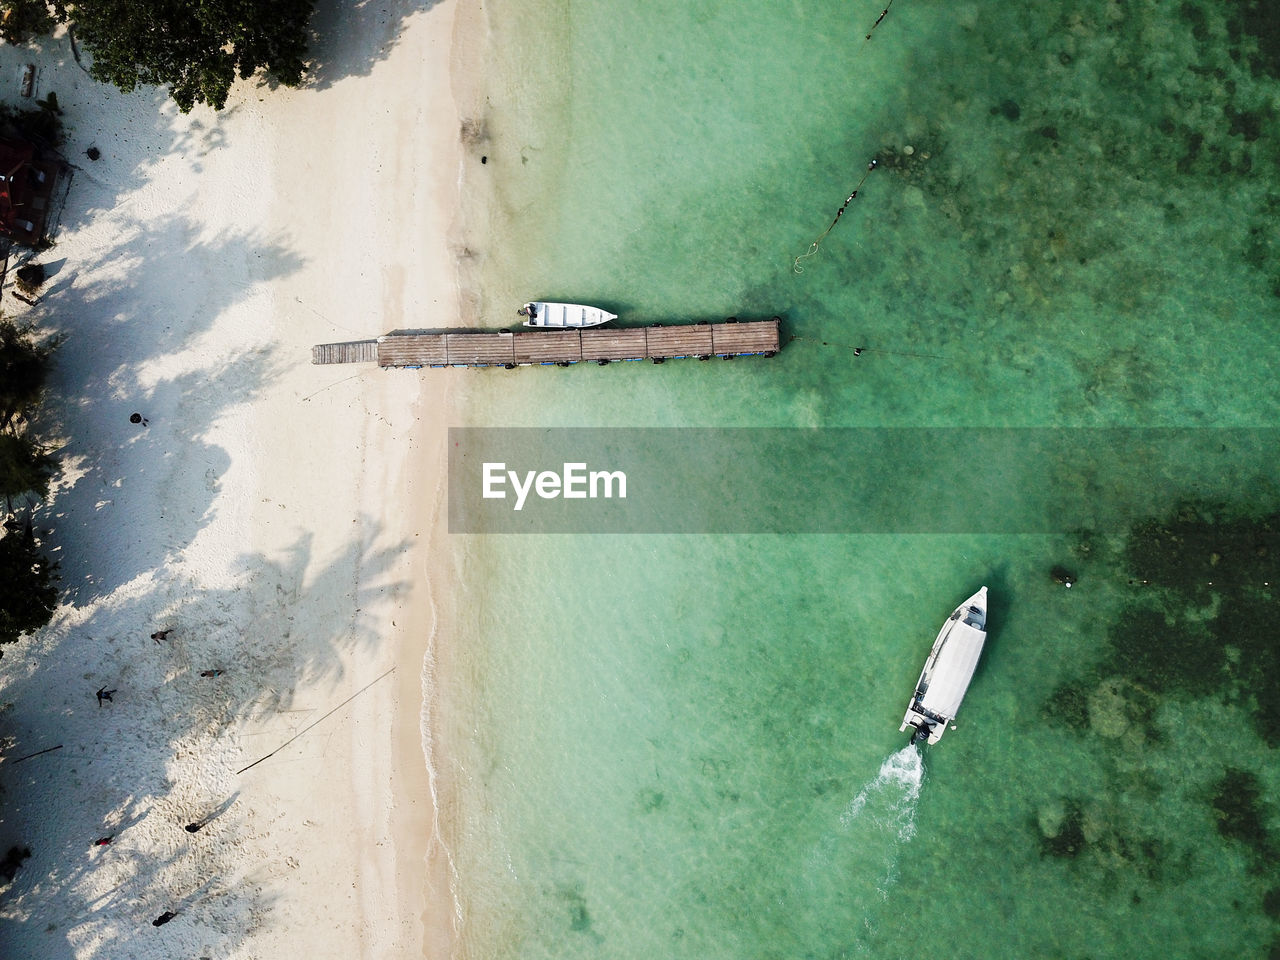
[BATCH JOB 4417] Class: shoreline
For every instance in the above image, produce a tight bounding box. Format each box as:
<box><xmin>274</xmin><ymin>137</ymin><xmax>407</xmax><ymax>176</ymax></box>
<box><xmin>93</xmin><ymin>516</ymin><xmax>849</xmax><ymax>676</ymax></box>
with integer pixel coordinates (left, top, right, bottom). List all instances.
<box><xmin>256</xmin><ymin>1</ymin><xmax>471</xmax><ymax>957</ymax></box>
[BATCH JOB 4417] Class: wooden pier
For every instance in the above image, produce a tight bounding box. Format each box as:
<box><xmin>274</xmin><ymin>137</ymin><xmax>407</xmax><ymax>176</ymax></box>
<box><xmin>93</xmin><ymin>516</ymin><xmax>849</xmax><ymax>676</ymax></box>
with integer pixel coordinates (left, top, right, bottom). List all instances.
<box><xmin>311</xmin><ymin>318</ymin><xmax>781</xmax><ymax>368</ymax></box>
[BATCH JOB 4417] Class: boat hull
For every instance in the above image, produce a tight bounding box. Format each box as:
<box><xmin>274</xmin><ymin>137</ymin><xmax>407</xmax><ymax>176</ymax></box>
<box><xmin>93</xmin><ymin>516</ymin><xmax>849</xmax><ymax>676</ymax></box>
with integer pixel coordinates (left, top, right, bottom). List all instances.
<box><xmin>900</xmin><ymin>587</ymin><xmax>988</xmax><ymax>745</ymax></box>
<box><xmin>520</xmin><ymin>301</ymin><xmax>617</xmax><ymax>329</ymax></box>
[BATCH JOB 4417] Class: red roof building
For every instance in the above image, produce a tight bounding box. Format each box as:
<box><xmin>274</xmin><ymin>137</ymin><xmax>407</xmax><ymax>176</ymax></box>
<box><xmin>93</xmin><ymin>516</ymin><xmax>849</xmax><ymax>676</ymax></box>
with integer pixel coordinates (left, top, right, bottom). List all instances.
<box><xmin>0</xmin><ymin>139</ymin><xmax>57</xmax><ymax>244</ymax></box>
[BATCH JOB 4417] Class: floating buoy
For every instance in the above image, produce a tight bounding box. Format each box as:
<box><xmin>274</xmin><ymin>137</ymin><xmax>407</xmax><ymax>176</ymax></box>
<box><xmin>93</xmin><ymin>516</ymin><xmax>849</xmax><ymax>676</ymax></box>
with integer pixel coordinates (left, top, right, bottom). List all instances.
<box><xmin>1051</xmin><ymin>565</ymin><xmax>1077</xmax><ymax>588</ymax></box>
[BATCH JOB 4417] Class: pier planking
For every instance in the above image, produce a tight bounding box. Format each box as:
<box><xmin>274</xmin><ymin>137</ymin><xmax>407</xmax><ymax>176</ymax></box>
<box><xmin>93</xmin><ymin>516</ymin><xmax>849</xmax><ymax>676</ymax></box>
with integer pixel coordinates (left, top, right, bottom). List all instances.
<box><xmin>311</xmin><ymin>318</ymin><xmax>781</xmax><ymax>368</ymax></box>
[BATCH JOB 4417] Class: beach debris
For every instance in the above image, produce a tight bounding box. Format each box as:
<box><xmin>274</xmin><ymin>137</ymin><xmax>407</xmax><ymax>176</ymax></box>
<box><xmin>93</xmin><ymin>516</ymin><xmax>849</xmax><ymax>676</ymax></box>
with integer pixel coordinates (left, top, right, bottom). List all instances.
<box><xmin>151</xmin><ymin>910</ymin><xmax>178</xmax><ymax>927</ymax></box>
<box><xmin>86</xmin><ymin>146</ymin><xmax>100</xmax><ymax>161</ymax></box>
<box><xmin>95</xmin><ymin>686</ymin><xmax>116</xmax><ymax>707</ymax></box>
<box><xmin>459</xmin><ymin>117</ymin><xmax>488</xmax><ymax>146</ymax></box>
<box><xmin>14</xmin><ymin>262</ymin><xmax>46</xmax><ymax>296</ymax></box>
<box><xmin>184</xmin><ymin>822</ymin><xmax>204</xmax><ymax>833</ymax></box>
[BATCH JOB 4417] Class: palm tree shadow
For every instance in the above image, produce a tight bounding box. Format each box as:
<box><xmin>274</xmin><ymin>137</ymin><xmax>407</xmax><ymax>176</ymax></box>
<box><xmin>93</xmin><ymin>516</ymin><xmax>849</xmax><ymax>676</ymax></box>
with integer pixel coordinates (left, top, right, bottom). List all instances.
<box><xmin>0</xmin><ymin>519</ymin><xmax>409</xmax><ymax>958</ymax></box>
<box><xmin>26</xmin><ymin>213</ymin><xmax>304</xmax><ymax>606</ymax></box>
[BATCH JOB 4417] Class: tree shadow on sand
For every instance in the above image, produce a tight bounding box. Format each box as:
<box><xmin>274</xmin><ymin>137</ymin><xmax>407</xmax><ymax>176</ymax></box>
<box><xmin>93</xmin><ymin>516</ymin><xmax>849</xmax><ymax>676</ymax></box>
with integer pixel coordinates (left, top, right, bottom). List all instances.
<box><xmin>303</xmin><ymin>0</ymin><xmax>447</xmax><ymax>93</ymax></box>
<box><xmin>26</xmin><ymin>211</ymin><xmax>304</xmax><ymax>606</ymax></box>
<box><xmin>0</xmin><ymin>517</ymin><xmax>410</xmax><ymax>957</ymax></box>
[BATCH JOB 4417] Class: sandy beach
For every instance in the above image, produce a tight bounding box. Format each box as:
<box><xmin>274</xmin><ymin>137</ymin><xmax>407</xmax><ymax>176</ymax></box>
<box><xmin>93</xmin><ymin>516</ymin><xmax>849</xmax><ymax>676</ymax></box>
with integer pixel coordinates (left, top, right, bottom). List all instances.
<box><xmin>0</xmin><ymin>1</ymin><xmax>468</xmax><ymax>956</ymax></box>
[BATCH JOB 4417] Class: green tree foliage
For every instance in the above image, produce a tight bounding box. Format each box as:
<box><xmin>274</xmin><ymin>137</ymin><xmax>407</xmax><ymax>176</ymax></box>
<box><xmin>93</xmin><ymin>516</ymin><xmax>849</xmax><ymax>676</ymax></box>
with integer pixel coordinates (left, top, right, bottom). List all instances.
<box><xmin>0</xmin><ymin>520</ymin><xmax>57</xmax><ymax>649</ymax></box>
<box><xmin>0</xmin><ymin>433</ymin><xmax>55</xmax><ymax>502</ymax></box>
<box><xmin>0</xmin><ymin>318</ymin><xmax>54</xmax><ymax>434</ymax></box>
<box><xmin>71</xmin><ymin>0</ymin><xmax>317</xmax><ymax>112</ymax></box>
<box><xmin>0</xmin><ymin>318</ymin><xmax>58</xmax><ymax>644</ymax></box>
<box><xmin>0</xmin><ymin>0</ymin><xmax>61</xmax><ymax>45</ymax></box>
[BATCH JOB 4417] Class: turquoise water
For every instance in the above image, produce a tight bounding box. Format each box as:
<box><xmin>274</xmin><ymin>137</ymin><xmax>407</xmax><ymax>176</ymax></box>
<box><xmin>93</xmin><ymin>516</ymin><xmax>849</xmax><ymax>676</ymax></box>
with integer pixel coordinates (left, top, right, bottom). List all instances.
<box><xmin>439</xmin><ymin>1</ymin><xmax>1280</xmax><ymax>957</ymax></box>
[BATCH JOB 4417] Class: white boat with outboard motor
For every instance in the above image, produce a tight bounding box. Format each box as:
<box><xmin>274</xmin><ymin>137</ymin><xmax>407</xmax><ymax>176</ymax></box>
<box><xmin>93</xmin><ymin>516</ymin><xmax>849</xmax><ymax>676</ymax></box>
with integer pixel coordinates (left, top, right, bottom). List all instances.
<box><xmin>900</xmin><ymin>586</ymin><xmax>988</xmax><ymax>746</ymax></box>
<box><xmin>518</xmin><ymin>302</ymin><xmax>617</xmax><ymax>328</ymax></box>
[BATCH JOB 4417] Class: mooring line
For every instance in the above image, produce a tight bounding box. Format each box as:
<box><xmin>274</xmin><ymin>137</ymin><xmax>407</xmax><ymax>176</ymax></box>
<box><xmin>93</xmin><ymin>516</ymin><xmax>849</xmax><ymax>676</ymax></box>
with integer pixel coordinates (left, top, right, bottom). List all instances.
<box><xmin>864</xmin><ymin>0</ymin><xmax>899</xmax><ymax>41</ymax></box>
<box><xmin>793</xmin><ymin>0</ymin><xmax>904</xmax><ymax>274</ymax></box>
<box><xmin>793</xmin><ymin>160</ymin><xmax>879</xmax><ymax>274</ymax></box>
<box><xmin>788</xmin><ymin>335</ymin><xmax>950</xmax><ymax>361</ymax></box>
<box><xmin>236</xmin><ymin>667</ymin><xmax>395</xmax><ymax>775</ymax></box>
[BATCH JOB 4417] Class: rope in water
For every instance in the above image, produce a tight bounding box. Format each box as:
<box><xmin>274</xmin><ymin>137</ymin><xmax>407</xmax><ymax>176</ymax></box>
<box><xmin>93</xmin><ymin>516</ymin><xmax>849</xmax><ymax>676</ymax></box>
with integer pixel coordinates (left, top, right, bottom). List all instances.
<box><xmin>792</xmin><ymin>160</ymin><xmax>879</xmax><ymax>274</ymax></box>
<box><xmin>788</xmin><ymin>335</ymin><xmax>950</xmax><ymax>362</ymax></box>
<box><xmin>792</xmin><ymin>0</ymin><xmax>901</xmax><ymax>275</ymax></box>
<box><xmin>864</xmin><ymin>0</ymin><xmax>898</xmax><ymax>41</ymax></box>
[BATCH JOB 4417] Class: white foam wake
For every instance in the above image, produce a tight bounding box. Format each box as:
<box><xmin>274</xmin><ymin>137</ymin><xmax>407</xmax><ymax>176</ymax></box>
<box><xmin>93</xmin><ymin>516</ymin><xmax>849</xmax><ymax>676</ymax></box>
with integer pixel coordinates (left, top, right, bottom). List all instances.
<box><xmin>838</xmin><ymin>745</ymin><xmax>924</xmax><ymax>897</ymax></box>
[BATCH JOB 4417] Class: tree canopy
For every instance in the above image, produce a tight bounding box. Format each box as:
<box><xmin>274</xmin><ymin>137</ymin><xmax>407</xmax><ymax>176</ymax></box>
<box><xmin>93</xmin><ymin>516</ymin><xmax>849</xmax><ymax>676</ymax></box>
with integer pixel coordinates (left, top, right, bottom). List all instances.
<box><xmin>0</xmin><ymin>0</ymin><xmax>60</xmax><ymax>45</ymax></box>
<box><xmin>0</xmin><ymin>316</ymin><xmax>58</xmax><ymax>649</ymax></box>
<box><xmin>0</xmin><ymin>317</ymin><xmax>55</xmax><ymax>435</ymax></box>
<box><xmin>0</xmin><ymin>433</ymin><xmax>56</xmax><ymax>503</ymax></box>
<box><xmin>0</xmin><ymin>520</ymin><xmax>57</xmax><ymax>649</ymax></box>
<box><xmin>0</xmin><ymin>0</ymin><xmax>316</xmax><ymax>112</ymax></box>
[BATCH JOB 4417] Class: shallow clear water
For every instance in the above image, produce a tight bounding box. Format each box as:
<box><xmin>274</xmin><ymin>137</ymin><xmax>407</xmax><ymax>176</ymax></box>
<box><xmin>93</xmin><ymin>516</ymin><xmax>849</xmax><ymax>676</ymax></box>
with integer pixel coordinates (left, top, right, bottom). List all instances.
<box><xmin>439</xmin><ymin>0</ymin><xmax>1280</xmax><ymax>957</ymax></box>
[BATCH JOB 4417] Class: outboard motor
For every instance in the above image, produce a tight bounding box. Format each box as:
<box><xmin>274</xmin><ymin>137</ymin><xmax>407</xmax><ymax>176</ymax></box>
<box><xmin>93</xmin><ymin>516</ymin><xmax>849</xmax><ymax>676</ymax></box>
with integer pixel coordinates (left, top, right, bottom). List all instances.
<box><xmin>909</xmin><ymin>720</ymin><xmax>932</xmax><ymax>745</ymax></box>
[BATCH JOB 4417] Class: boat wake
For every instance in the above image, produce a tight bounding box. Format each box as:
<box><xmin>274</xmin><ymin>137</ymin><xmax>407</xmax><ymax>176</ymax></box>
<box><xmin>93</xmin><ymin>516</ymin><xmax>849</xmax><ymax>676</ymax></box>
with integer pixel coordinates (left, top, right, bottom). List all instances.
<box><xmin>838</xmin><ymin>745</ymin><xmax>924</xmax><ymax>898</ymax></box>
<box><xmin>787</xmin><ymin>746</ymin><xmax>926</xmax><ymax>954</ymax></box>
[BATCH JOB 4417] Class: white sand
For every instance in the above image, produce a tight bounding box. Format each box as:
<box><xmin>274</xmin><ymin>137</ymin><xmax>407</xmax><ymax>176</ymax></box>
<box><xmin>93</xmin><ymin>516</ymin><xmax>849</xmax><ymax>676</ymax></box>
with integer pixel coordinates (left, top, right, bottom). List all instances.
<box><xmin>0</xmin><ymin>1</ymin><xmax>469</xmax><ymax>956</ymax></box>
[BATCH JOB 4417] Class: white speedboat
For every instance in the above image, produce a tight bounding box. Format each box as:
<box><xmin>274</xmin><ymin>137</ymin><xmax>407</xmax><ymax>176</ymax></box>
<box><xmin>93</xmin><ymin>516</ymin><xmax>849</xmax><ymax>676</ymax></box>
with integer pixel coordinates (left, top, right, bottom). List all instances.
<box><xmin>518</xmin><ymin>302</ymin><xmax>617</xmax><ymax>328</ymax></box>
<box><xmin>900</xmin><ymin>587</ymin><xmax>988</xmax><ymax>745</ymax></box>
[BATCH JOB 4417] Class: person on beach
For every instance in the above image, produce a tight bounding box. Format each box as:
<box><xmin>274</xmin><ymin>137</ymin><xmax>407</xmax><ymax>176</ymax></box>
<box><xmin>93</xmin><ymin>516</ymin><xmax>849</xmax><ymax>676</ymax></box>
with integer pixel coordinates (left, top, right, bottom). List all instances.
<box><xmin>152</xmin><ymin>910</ymin><xmax>178</xmax><ymax>927</ymax></box>
<box><xmin>184</xmin><ymin>822</ymin><xmax>204</xmax><ymax>833</ymax></box>
<box><xmin>129</xmin><ymin>413</ymin><xmax>149</xmax><ymax>426</ymax></box>
<box><xmin>93</xmin><ymin>836</ymin><xmax>113</xmax><ymax>846</ymax></box>
<box><xmin>199</xmin><ymin>670</ymin><xmax>223</xmax><ymax>678</ymax></box>
<box><xmin>96</xmin><ymin>686</ymin><xmax>116</xmax><ymax>707</ymax></box>
<box><xmin>151</xmin><ymin>629</ymin><xmax>172</xmax><ymax>642</ymax></box>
